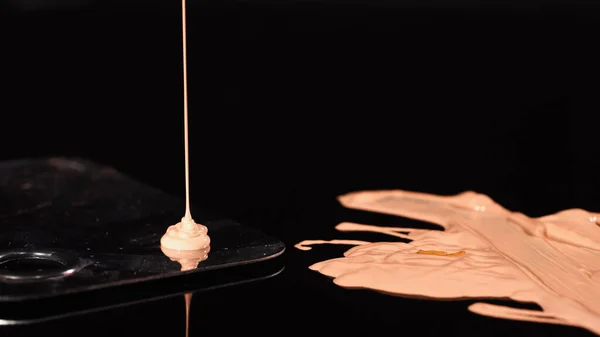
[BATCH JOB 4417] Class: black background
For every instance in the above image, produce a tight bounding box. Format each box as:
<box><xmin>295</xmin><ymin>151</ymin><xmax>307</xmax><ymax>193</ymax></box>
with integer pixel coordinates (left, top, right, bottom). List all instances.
<box><xmin>1</xmin><ymin>0</ymin><xmax>600</xmax><ymax>336</ymax></box>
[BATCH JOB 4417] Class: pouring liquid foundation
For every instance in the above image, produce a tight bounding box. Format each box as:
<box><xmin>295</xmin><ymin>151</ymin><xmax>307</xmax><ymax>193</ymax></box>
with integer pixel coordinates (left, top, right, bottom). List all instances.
<box><xmin>159</xmin><ymin>0</ymin><xmax>211</xmax><ymax>331</ymax></box>
<box><xmin>160</xmin><ymin>0</ymin><xmax>210</xmax><ymax>252</ymax></box>
<box><xmin>296</xmin><ymin>190</ymin><xmax>600</xmax><ymax>335</ymax></box>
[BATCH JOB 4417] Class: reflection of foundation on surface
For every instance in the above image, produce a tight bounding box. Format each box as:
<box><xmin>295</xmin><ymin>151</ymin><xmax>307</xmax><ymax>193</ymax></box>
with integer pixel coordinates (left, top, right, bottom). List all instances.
<box><xmin>297</xmin><ymin>189</ymin><xmax>600</xmax><ymax>335</ymax></box>
<box><xmin>161</xmin><ymin>246</ymin><xmax>210</xmax><ymax>337</ymax></box>
<box><xmin>185</xmin><ymin>293</ymin><xmax>192</xmax><ymax>337</ymax></box>
<box><xmin>161</xmin><ymin>246</ymin><xmax>210</xmax><ymax>272</ymax></box>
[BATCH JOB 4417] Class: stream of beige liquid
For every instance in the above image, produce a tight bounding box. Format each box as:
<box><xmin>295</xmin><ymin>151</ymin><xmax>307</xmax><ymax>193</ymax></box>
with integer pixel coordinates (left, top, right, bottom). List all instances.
<box><xmin>296</xmin><ymin>190</ymin><xmax>600</xmax><ymax>335</ymax></box>
<box><xmin>160</xmin><ymin>0</ymin><xmax>210</xmax><ymax>252</ymax></box>
<box><xmin>158</xmin><ymin>1</ymin><xmax>212</xmax><ymax>332</ymax></box>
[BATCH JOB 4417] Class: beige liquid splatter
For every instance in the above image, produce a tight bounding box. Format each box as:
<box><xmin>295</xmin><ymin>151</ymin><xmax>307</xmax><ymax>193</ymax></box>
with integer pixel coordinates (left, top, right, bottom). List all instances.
<box><xmin>161</xmin><ymin>245</ymin><xmax>210</xmax><ymax>337</ymax></box>
<box><xmin>296</xmin><ymin>190</ymin><xmax>600</xmax><ymax>335</ymax></box>
<box><xmin>160</xmin><ymin>0</ymin><xmax>210</xmax><ymax>252</ymax></box>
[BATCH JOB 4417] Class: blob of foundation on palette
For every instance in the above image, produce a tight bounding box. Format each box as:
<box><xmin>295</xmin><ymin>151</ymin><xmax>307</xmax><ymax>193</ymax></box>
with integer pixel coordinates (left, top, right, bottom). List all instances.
<box><xmin>296</xmin><ymin>189</ymin><xmax>600</xmax><ymax>335</ymax></box>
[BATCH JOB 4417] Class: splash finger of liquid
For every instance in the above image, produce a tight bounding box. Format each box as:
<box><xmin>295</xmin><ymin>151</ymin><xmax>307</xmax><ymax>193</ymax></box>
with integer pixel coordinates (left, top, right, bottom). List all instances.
<box><xmin>298</xmin><ymin>190</ymin><xmax>600</xmax><ymax>335</ymax></box>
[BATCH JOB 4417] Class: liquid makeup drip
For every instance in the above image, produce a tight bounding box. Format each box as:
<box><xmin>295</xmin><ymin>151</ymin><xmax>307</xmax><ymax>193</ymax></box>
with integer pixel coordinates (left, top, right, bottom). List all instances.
<box><xmin>160</xmin><ymin>0</ymin><xmax>210</xmax><ymax>252</ymax></box>
<box><xmin>159</xmin><ymin>1</ymin><xmax>211</xmax><ymax>332</ymax></box>
<box><xmin>296</xmin><ymin>190</ymin><xmax>600</xmax><ymax>335</ymax></box>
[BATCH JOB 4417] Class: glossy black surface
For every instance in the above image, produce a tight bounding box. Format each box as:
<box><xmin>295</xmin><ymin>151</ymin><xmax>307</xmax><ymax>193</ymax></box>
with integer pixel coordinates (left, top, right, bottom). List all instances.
<box><xmin>0</xmin><ymin>253</ymin><xmax>284</xmax><ymax>324</ymax></box>
<box><xmin>0</xmin><ymin>158</ymin><xmax>284</xmax><ymax>301</ymax></box>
